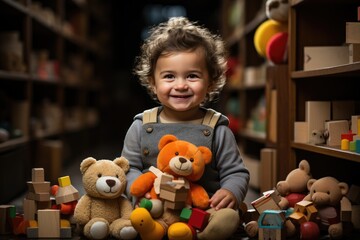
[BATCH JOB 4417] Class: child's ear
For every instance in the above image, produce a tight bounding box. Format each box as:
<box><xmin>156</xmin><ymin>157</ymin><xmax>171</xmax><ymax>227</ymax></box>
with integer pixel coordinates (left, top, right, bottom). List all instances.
<box><xmin>149</xmin><ymin>77</ymin><xmax>157</xmax><ymax>94</ymax></box>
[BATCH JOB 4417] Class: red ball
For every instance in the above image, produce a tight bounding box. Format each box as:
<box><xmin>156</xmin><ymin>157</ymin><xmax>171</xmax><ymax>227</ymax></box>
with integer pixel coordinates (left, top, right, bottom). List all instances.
<box><xmin>266</xmin><ymin>32</ymin><xmax>288</xmax><ymax>64</ymax></box>
<box><xmin>300</xmin><ymin>221</ymin><xmax>320</xmax><ymax>240</ymax></box>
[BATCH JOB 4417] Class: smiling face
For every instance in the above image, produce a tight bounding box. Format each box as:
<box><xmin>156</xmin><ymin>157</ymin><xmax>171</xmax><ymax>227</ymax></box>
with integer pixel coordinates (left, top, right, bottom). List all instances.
<box><xmin>151</xmin><ymin>48</ymin><xmax>211</xmax><ymax>121</ymax></box>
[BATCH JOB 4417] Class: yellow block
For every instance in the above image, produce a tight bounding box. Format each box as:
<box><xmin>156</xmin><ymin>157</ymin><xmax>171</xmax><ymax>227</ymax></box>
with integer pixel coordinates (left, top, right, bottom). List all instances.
<box><xmin>58</xmin><ymin>176</ymin><xmax>71</xmax><ymax>187</ymax></box>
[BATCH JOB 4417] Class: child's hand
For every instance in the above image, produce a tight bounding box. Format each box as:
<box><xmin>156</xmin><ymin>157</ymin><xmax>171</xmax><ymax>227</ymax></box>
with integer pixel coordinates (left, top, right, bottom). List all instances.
<box><xmin>209</xmin><ymin>188</ymin><xmax>237</xmax><ymax>210</ymax></box>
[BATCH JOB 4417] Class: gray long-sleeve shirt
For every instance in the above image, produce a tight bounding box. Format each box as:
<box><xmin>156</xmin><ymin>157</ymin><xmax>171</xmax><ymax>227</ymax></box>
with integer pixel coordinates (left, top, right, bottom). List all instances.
<box><xmin>121</xmin><ymin>107</ymin><xmax>249</xmax><ymax>206</ymax></box>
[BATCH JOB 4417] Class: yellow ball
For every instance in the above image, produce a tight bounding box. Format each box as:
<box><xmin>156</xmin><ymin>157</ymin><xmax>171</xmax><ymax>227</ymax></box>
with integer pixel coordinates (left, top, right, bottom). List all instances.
<box><xmin>254</xmin><ymin>19</ymin><xmax>287</xmax><ymax>57</ymax></box>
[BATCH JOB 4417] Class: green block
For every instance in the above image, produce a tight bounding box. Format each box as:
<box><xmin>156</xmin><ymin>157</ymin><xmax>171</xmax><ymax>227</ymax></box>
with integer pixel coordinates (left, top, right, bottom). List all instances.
<box><xmin>180</xmin><ymin>208</ymin><xmax>192</xmax><ymax>222</ymax></box>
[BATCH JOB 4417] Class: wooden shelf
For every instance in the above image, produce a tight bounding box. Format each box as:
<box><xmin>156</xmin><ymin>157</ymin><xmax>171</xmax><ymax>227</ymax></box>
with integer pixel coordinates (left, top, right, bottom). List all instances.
<box><xmin>292</xmin><ymin>142</ymin><xmax>360</xmax><ymax>163</ymax></box>
<box><xmin>291</xmin><ymin>62</ymin><xmax>360</xmax><ymax>78</ymax></box>
<box><xmin>0</xmin><ymin>137</ymin><xmax>28</xmax><ymax>153</ymax></box>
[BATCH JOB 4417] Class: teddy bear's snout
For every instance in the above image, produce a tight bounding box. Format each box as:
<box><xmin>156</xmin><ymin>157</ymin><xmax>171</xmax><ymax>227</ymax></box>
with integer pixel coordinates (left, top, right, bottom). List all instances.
<box><xmin>106</xmin><ymin>179</ymin><xmax>116</xmax><ymax>188</ymax></box>
<box><xmin>179</xmin><ymin>157</ymin><xmax>187</xmax><ymax>163</ymax></box>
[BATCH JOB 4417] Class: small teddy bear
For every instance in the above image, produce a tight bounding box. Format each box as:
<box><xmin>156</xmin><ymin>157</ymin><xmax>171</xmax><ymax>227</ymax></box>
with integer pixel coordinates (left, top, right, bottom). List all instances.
<box><xmin>303</xmin><ymin>176</ymin><xmax>350</xmax><ymax>239</ymax></box>
<box><xmin>73</xmin><ymin>157</ymin><xmax>137</xmax><ymax>240</ymax></box>
<box><xmin>276</xmin><ymin>159</ymin><xmax>312</xmax><ymax>209</ymax></box>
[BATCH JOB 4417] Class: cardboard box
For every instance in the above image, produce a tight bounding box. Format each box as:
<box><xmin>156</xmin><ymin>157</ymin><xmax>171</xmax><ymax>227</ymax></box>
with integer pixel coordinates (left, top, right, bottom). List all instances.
<box><xmin>349</xmin><ymin>43</ymin><xmax>360</xmax><ymax>63</ymax></box>
<box><xmin>304</xmin><ymin>46</ymin><xmax>349</xmax><ymax>70</ymax></box>
<box><xmin>346</xmin><ymin>22</ymin><xmax>360</xmax><ymax>44</ymax></box>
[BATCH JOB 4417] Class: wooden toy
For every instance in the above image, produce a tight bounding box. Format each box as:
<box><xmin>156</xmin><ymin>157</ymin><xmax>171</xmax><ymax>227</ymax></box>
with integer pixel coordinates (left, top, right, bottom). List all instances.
<box><xmin>324</xmin><ymin>120</ymin><xmax>349</xmax><ymax>146</ymax></box>
<box><xmin>0</xmin><ymin>205</ymin><xmax>16</xmax><ymax>234</ymax></box>
<box><xmin>289</xmin><ymin>200</ymin><xmax>317</xmax><ymax>224</ymax></box>
<box><xmin>251</xmin><ymin>190</ymin><xmax>281</xmax><ymax>215</ymax></box>
<box><xmin>188</xmin><ymin>208</ymin><xmax>210</xmax><ymax>231</ymax></box>
<box><xmin>258</xmin><ymin>210</ymin><xmax>286</xmax><ymax>240</ymax></box>
<box><xmin>54</xmin><ymin>176</ymin><xmax>79</xmax><ymax>205</ymax></box>
<box><xmin>305</xmin><ymin>101</ymin><xmax>331</xmax><ymax>143</ymax></box>
<box><xmin>38</xmin><ymin>209</ymin><xmax>60</xmax><ymax>238</ymax></box>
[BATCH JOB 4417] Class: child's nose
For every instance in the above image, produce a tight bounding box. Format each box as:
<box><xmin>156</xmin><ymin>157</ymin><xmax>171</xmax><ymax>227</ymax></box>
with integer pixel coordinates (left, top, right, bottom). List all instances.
<box><xmin>174</xmin><ymin>79</ymin><xmax>188</xmax><ymax>89</ymax></box>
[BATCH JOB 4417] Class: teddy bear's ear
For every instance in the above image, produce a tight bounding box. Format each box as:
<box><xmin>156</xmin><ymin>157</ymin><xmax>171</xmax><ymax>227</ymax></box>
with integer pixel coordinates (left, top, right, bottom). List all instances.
<box><xmin>307</xmin><ymin>178</ymin><xmax>317</xmax><ymax>191</ymax></box>
<box><xmin>198</xmin><ymin>146</ymin><xmax>212</xmax><ymax>164</ymax></box>
<box><xmin>158</xmin><ymin>134</ymin><xmax>178</xmax><ymax>150</ymax></box>
<box><xmin>338</xmin><ymin>182</ymin><xmax>349</xmax><ymax>196</ymax></box>
<box><xmin>114</xmin><ymin>156</ymin><xmax>130</xmax><ymax>173</ymax></box>
<box><xmin>80</xmin><ymin>157</ymin><xmax>97</xmax><ymax>174</ymax></box>
<box><xmin>298</xmin><ymin>160</ymin><xmax>311</xmax><ymax>175</ymax></box>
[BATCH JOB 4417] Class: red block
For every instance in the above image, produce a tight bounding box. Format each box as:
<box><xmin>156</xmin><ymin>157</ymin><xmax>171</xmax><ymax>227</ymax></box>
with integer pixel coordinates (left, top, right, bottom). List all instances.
<box><xmin>188</xmin><ymin>208</ymin><xmax>210</xmax><ymax>231</ymax></box>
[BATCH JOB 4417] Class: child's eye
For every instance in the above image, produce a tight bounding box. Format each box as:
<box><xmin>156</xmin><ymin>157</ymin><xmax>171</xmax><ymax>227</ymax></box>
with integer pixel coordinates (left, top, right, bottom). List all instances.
<box><xmin>187</xmin><ymin>74</ymin><xmax>199</xmax><ymax>79</ymax></box>
<box><xmin>163</xmin><ymin>74</ymin><xmax>174</xmax><ymax>79</ymax></box>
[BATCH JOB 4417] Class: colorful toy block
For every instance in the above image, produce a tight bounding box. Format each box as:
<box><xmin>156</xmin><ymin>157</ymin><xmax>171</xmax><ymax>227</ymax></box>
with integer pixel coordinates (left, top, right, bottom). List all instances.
<box><xmin>289</xmin><ymin>200</ymin><xmax>317</xmax><ymax>224</ymax></box>
<box><xmin>0</xmin><ymin>205</ymin><xmax>16</xmax><ymax>234</ymax></box>
<box><xmin>188</xmin><ymin>208</ymin><xmax>210</xmax><ymax>231</ymax></box>
<box><xmin>258</xmin><ymin>210</ymin><xmax>286</xmax><ymax>240</ymax></box>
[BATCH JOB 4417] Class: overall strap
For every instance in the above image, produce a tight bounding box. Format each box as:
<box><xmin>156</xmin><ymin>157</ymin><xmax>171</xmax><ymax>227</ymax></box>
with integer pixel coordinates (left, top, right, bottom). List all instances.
<box><xmin>201</xmin><ymin>108</ymin><xmax>221</xmax><ymax>129</ymax></box>
<box><xmin>142</xmin><ymin>107</ymin><xmax>159</xmax><ymax>124</ymax></box>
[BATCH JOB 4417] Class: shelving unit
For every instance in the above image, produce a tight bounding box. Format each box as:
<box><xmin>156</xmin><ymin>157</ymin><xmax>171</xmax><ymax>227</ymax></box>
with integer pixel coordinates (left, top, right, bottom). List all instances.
<box><xmin>288</xmin><ymin>0</ymin><xmax>360</xmax><ymax>185</ymax></box>
<box><xmin>220</xmin><ymin>0</ymin><xmax>268</xmax><ymax>163</ymax></box>
<box><xmin>0</xmin><ymin>0</ymin><xmax>110</xmax><ymax>204</ymax></box>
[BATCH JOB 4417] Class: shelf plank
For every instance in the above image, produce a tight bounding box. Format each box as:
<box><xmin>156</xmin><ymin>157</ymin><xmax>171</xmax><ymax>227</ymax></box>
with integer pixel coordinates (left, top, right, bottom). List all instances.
<box><xmin>0</xmin><ymin>137</ymin><xmax>28</xmax><ymax>153</ymax></box>
<box><xmin>0</xmin><ymin>0</ymin><xmax>29</xmax><ymax>14</ymax></box>
<box><xmin>291</xmin><ymin>62</ymin><xmax>360</xmax><ymax>78</ymax></box>
<box><xmin>292</xmin><ymin>142</ymin><xmax>360</xmax><ymax>163</ymax></box>
<box><xmin>0</xmin><ymin>70</ymin><xmax>30</xmax><ymax>81</ymax></box>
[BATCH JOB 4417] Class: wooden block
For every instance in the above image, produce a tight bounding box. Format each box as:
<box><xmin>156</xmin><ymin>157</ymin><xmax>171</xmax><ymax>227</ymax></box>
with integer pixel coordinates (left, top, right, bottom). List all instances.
<box><xmin>26</xmin><ymin>192</ymin><xmax>50</xmax><ymax>202</ymax></box>
<box><xmin>260</xmin><ymin>148</ymin><xmax>277</xmax><ymax>193</ymax></box>
<box><xmin>351</xmin><ymin>115</ymin><xmax>360</xmax><ymax>135</ymax></box>
<box><xmin>38</xmin><ymin>209</ymin><xmax>60</xmax><ymax>238</ymax></box>
<box><xmin>58</xmin><ymin>176</ymin><xmax>71</xmax><ymax>187</ymax></box>
<box><xmin>325</xmin><ymin>120</ymin><xmax>349</xmax><ymax>146</ymax></box>
<box><xmin>188</xmin><ymin>208</ymin><xmax>210</xmax><ymax>231</ymax></box>
<box><xmin>180</xmin><ymin>208</ymin><xmax>192</xmax><ymax>222</ymax></box>
<box><xmin>0</xmin><ymin>205</ymin><xmax>15</xmax><ymax>234</ymax></box>
<box><xmin>27</xmin><ymin>181</ymin><xmax>50</xmax><ymax>194</ymax></box>
<box><xmin>306</xmin><ymin>101</ymin><xmax>331</xmax><ymax>141</ymax></box>
<box><xmin>292</xmin><ymin>200</ymin><xmax>317</xmax><ymax>222</ymax></box>
<box><xmin>294</xmin><ymin>122</ymin><xmax>309</xmax><ymax>143</ymax></box>
<box><xmin>32</xmin><ymin>168</ymin><xmax>45</xmax><ymax>182</ymax></box>
<box><xmin>251</xmin><ymin>191</ymin><xmax>281</xmax><ymax>214</ymax></box>
<box><xmin>349</xmin><ymin>43</ymin><xmax>360</xmax><ymax>63</ymax></box>
<box><xmin>346</xmin><ymin>22</ymin><xmax>360</xmax><ymax>44</ymax></box>
<box><xmin>164</xmin><ymin>201</ymin><xmax>185</xmax><ymax>210</ymax></box>
<box><xmin>304</xmin><ymin>46</ymin><xmax>349</xmax><ymax>70</ymax></box>
<box><xmin>55</xmin><ymin>185</ymin><xmax>80</xmax><ymax>204</ymax></box>
<box><xmin>23</xmin><ymin>198</ymin><xmax>37</xmax><ymax>220</ymax></box>
<box><xmin>159</xmin><ymin>184</ymin><xmax>188</xmax><ymax>202</ymax></box>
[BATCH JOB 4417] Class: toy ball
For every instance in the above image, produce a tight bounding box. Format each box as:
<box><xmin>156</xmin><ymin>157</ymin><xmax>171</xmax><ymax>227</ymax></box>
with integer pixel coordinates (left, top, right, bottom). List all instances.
<box><xmin>266</xmin><ymin>0</ymin><xmax>289</xmax><ymax>22</ymax></box>
<box><xmin>300</xmin><ymin>221</ymin><xmax>320</xmax><ymax>240</ymax></box>
<box><xmin>254</xmin><ymin>19</ymin><xmax>287</xmax><ymax>57</ymax></box>
<box><xmin>266</xmin><ymin>32</ymin><xmax>288</xmax><ymax>64</ymax></box>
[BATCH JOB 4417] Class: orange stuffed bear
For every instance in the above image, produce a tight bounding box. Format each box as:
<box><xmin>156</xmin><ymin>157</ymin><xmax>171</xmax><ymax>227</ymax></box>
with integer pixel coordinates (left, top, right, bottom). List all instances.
<box><xmin>130</xmin><ymin>134</ymin><xmax>212</xmax><ymax>209</ymax></box>
<box><xmin>130</xmin><ymin>134</ymin><xmax>212</xmax><ymax>240</ymax></box>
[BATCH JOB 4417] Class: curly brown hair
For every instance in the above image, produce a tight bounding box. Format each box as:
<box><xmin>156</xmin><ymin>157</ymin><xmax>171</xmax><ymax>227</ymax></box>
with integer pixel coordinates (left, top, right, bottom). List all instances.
<box><xmin>134</xmin><ymin>17</ymin><xmax>228</xmax><ymax>104</ymax></box>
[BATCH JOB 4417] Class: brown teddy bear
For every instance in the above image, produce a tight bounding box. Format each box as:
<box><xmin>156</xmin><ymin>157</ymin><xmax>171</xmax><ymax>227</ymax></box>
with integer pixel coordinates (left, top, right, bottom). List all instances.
<box><xmin>303</xmin><ymin>176</ymin><xmax>350</xmax><ymax>239</ymax></box>
<box><xmin>130</xmin><ymin>134</ymin><xmax>240</xmax><ymax>240</ymax></box>
<box><xmin>74</xmin><ymin>157</ymin><xmax>137</xmax><ymax>240</ymax></box>
<box><xmin>245</xmin><ymin>159</ymin><xmax>312</xmax><ymax>238</ymax></box>
<box><xmin>277</xmin><ymin>159</ymin><xmax>312</xmax><ymax>209</ymax></box>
